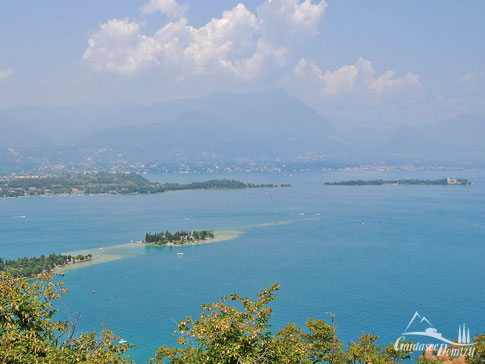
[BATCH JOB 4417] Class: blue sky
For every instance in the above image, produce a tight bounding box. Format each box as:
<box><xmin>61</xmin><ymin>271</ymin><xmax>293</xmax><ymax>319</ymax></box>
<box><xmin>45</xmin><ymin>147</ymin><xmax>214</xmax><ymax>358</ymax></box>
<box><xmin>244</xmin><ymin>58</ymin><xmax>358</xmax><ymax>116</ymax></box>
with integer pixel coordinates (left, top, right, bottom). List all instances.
<box><xmin>0</xmin><ymin>0</ymin><xmax>484</xmax><ymax>123</ymax></box>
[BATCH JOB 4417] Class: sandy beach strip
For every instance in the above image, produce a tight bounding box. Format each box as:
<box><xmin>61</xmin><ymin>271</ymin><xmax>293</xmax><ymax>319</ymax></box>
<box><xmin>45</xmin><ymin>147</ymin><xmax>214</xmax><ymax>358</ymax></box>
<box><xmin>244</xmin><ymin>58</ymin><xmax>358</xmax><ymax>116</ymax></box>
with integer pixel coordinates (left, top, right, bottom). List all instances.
<box><xmin>55</xmin><ymin>217</ymin><xmax>318</xmax><ymax>274</ymax></box>
<box><xmin>56</xmin><ymin>229</ymin><xmax>242</xmax><ymax>273</ymax></box>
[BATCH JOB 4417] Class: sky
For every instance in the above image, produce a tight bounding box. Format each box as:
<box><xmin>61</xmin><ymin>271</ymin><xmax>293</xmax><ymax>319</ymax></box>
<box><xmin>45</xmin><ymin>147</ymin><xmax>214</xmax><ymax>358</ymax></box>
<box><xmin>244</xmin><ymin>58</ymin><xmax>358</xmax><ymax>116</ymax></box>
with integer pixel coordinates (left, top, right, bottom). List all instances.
<box><xmin>0</xmin><ymin>0</ymin><xmax>484</xmax><ymax>123</ymax></box>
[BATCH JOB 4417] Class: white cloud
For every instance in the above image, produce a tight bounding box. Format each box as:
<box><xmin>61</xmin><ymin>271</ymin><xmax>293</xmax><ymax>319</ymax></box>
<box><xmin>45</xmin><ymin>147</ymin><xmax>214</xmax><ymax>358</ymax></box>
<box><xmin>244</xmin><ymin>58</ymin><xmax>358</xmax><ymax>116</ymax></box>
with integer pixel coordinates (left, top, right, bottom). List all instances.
<box><xmin>82</xmin><ymin>0</ymin><xmax>423</xmax><ymax>119</ymax></box>
<box><xmin>462</xmin><ymin>71</ymin><xmax>484</xmax><ymax>82</ymax></box>
<box><xmin>370</xmin><ymin>69</ymin><xmax>420</xmax><ymax>96</ymax></box>
<box><xmin>294</xmin><ymin>59</ymin><xmax>359</xmax><ymax>95</ymax></box>
<box><xmin>0</xmin><ymin>68</ymin><xmax>14</xmax><ymax>80</ymax></box>
<box><xmin>258</xmin><ymin>0</ymin><xmax>327</xmax><ymax>39</ymax></box>
<box><xmin>175</xmin><ymin>4</ymin><xmax>262</xmax><ymax>76</ymax></box>
<box><xmin>83</xmin><ymin>0</ymin><xmax>326</xmax><ymax>78</ymax></box>
<box><xmin>140</xmin><ymin>0</ymin><xmax>188</xmax><ymax>19</ymax></box>
<box><xmin>83</xmin><ymin>19</ymin><xmax>159</xmax><ymax>73</ymax></box>
<box><xmin>293</xmin><ymin>57</ymin><xmax>420</xmax><ymax>97</ymax></box>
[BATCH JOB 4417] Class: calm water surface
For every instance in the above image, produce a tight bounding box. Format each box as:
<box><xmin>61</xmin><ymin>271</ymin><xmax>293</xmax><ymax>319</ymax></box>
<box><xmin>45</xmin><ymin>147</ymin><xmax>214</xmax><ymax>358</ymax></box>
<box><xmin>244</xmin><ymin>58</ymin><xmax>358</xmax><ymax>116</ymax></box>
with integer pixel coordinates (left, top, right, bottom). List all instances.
<box><xmin>1</xmin><ymin>170</ymin><xmax>484</xmax><ymax>363</ymax></box>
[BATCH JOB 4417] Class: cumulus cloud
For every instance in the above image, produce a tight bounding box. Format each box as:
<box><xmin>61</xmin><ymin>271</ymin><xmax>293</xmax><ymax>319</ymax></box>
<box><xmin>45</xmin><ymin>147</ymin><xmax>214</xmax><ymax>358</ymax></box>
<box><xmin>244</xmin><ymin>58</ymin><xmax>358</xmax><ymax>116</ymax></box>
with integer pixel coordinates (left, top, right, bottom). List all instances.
<box><xmin>258</xmin><ymin>0</ymin><xmax>327</xmax><ymax>40</ymax></box>
<box><xmin>370</xmin><ymin>69</ymin><xmax>420</xmax><ymax>96</ymax></box>
<box><xmin>82</xmin><ymin>0</ymin><xmax>422</xmax><ymax>118</ymax></box>
<box><xmin>293</xmin><ymin>57</ymin><xmax>420</xmax><ymax>97</ymax></box>
<box><xmin>0</xmin><ymin>68</ymin><xmax>14</xmax><ymax>80</ymax></box>
<box><xmin>83</xmin><ymin>0</ymin><xmax>326</xmax><ymax>78</ymax></box>
<box><xmin>83</xmin><ymin>19</ymin><xmax>159</xmax><ymax>73</ymax></box>
<box><xmin>140</xmin><ymin>0</ymin><xmax>187</xmax><ymax>19</ymax></box>
<box><xmin>462</xmin><ymin>71</ymin><xmax>484</xmax><ymax>82</ymax></box>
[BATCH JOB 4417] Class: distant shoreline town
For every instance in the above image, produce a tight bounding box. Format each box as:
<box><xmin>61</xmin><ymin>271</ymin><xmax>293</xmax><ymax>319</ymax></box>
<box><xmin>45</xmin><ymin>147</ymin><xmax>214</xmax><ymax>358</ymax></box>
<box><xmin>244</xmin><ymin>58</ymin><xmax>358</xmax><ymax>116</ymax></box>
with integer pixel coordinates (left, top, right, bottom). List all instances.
<box><xmin>1</xmin><ymin>163</ymin><xmax>474</xmax><ymax>176</ymax></box>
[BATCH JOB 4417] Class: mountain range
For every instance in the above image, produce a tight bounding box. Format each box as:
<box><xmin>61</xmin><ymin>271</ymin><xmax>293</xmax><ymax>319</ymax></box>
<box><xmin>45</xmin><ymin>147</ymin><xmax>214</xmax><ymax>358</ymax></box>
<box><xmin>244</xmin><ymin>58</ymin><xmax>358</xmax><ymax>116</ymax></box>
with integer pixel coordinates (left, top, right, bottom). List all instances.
<box><xmin>1</xmin><ymin>89</ymin><xmax>484</xmax><ymax>173</ymax></box>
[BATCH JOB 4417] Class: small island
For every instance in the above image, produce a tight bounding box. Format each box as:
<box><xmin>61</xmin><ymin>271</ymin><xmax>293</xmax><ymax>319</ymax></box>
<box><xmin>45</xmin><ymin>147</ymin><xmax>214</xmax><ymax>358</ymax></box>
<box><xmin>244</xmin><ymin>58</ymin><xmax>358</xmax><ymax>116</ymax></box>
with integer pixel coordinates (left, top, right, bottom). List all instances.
<box><xmin>144</xmin><ymin>230</ymin><xmax>215</xmax><ymax>246</ymax></box>
<box><xmin>0</xmin><ymin>173</ymin><xmax>291</xmax><ymax>198</ymax></box>
<box><xmin>324</xmin><ymin>178</ymin><xmax>472</xmax><ymax>186</ymax></box>
<box><xmin>0</xmin><ymin>253</ymin><xmax>92</xmax><ymax>278</ymax></box>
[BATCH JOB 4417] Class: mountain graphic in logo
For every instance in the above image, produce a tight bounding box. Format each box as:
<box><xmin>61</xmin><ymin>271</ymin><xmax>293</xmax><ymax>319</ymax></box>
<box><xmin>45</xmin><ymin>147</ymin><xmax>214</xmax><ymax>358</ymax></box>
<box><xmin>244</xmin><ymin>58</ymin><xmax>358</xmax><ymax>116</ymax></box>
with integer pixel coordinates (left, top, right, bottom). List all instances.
<box><xmin>404</xmin><ymin>311</ymin><xmax>434</xmax><ymax>332</ymax></box>
<box><xmin>402</xmin><ymin>311</ymin><xmax>472</xmax><ymax>347</ymax></box>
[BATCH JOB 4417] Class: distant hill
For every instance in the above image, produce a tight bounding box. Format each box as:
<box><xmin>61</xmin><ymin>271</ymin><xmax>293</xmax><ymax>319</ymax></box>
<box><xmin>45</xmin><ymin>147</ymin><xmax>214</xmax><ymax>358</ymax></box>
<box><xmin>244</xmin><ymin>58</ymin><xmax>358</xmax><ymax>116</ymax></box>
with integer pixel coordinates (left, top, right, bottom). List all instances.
<box><xmin>330</xmin><ymin>113</ymin><xmax>485</xmax><ymax>163</ymax></box>
<box><xmin>0</xmin><ymin>92</ymin><xmax>484</xmax><ymax>173</ymax></box>
<box><xmin>80</xmin><ymin>89</ymin><xmax>344</xmax><ymax>161</ymax></box>
<box><xmin>381</xmin><ymin>114</ymin><xmax>485</xmax><ymax>161</ymax></box>
<box><xmin>0</xmin><ymin>120</ymin><xmax>50</xmax><ymax>147</ymax></box>
<box><xmin>0</xmin><ymin>103</ymin><xmax>140</xmax><ymax>145</ymax></box>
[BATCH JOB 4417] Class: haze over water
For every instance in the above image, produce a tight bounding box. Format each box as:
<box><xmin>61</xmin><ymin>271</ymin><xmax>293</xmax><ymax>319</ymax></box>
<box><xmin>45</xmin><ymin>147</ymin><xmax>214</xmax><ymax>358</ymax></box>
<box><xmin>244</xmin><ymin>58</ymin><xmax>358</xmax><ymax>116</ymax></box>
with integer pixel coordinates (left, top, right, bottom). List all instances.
<box><xmin>1</xmin><ymin>170</ymin><xmax>484</xmax><ymax>363</ymax></box>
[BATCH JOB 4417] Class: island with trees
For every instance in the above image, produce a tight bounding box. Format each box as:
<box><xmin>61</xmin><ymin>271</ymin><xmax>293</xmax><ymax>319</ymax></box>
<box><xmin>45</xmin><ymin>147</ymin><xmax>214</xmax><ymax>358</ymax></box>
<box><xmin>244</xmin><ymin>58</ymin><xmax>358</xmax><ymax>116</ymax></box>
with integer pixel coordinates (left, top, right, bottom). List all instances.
<box><xmin>325</xmin><ymin>177</ymin><xmax>472</xmax><ymax>186</ymax></box>
<box><xmin>0</xmin><ymin>253</ymin><xmax>92</xmax><ymax>278</ymax></box>
<box><xmin>0</xmin><ymin>172</ymin><xmax>291</xmax><ymax>198</ymax></box>
<box><xmin>144</xmin><ymin>230</ymin><xmax>215</xmax><ymax>246</ymax></box>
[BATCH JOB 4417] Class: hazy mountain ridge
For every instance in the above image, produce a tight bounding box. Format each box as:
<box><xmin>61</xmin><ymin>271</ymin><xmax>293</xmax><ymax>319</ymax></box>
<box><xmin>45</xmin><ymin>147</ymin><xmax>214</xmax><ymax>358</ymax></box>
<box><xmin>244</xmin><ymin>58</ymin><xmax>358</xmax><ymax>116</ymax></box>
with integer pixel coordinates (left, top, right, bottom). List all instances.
<box><xmin>331</xmin><ymin>114</ymin><xmax>485</xmax><ymax>162</ymax></box>
<box><xmin>0</xmin><ymin>90</ymin><xmax>484</xmax><ymax>173</ymax></box>
<box><xmin>381</xmin><ymin>114</ymin><xmax>485</xmax><ymax>161</ymax></box>
<box><xmin>0</xmin><ymin>103</ymin><xmax>141</xmax><ymax>145</ymax></box>
<box><xmin>0</xmin><ymin>120</ymin><xmax>51</xmax><ymax>146</ymax></box>
<box><xmin>80</xmin><ymin>89</ymin><xmax>342</xmax><ymax>161</ymax></box>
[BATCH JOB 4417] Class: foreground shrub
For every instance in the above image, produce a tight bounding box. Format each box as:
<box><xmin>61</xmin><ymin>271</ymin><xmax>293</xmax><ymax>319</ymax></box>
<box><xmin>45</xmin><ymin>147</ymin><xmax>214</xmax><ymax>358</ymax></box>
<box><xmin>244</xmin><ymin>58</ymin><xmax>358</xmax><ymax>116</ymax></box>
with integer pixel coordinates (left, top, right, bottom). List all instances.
<box><xmin>0</xmin><ymin>272</ymin><xmax>132</xmax><ymax>364</ymax></box>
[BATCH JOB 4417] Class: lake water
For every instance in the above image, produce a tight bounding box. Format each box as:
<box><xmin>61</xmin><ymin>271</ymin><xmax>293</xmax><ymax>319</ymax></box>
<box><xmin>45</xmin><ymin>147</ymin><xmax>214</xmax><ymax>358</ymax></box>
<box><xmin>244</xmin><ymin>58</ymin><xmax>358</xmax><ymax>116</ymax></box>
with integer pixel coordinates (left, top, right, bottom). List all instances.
<box><xmin>1</xmin><ymin>170</ymin><xmax>484</xmax><ymax>363</ymax></box>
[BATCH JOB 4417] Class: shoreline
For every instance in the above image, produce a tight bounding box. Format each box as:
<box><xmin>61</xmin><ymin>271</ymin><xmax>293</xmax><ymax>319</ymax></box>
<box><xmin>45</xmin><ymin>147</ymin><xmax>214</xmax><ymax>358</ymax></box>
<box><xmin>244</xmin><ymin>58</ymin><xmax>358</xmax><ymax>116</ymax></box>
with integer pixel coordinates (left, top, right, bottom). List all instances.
<box><xmin>143</xmin><ymin>229</ymin><xmax>242</xmax><ymax>248</ymax></box>
<box><xmin>56</xmin><ymin>242</ymin><xmax>148</xmax><ymax>274</ymax></box>
<box><xmin>0</xmin><ymin>186</ymin><xmax>281</xmax><ymax>200</ymax></box>
<box><xmin>55</xmin><ymin>229</ymin><xmax>242</xmax><ymax>274</ymax></box>
<box><xmin>54</xmin><ymin>217</ymin><xmax>318</xmax><ymax>275</ymax></box>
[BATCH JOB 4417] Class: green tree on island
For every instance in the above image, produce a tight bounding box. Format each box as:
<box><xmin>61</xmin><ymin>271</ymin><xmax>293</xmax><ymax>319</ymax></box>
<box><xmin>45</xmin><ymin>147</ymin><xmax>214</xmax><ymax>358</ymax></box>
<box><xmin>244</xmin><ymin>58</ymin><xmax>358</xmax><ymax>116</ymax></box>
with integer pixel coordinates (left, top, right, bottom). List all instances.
<box><xmin>145</xmin><ymin>230</ymin><xmax>214</xmax><ymax>245</ymax></box>
<box><xmin>0</xmin><ymin>253</ymin><xmax>92</xmax><ymax>278</ymax></box>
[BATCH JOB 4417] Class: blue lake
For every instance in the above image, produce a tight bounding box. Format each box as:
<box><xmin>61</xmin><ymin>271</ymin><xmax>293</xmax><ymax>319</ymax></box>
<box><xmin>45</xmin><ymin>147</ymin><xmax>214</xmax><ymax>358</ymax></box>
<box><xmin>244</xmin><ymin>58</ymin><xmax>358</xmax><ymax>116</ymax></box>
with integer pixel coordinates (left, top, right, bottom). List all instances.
<box><xmin>1</xmin><ymin>170</ymin><xmax>484</xmax><ymax>363</ymax></box>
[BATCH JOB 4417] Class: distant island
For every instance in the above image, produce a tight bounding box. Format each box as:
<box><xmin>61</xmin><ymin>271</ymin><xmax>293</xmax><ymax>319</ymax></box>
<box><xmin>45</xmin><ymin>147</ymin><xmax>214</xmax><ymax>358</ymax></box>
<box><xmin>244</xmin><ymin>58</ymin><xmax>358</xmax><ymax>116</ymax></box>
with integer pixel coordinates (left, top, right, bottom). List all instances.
<box><xmin>144</xmin><ymin>230</ymin><xmax>215</xmax><ymax>246</ymax></box>
<box><xmin>0</xmin><ymin>253</ymin><xmax>92</xmax><ymax>278</ymax></box>
<box><xmin>0</xmin><ymin>173</ymin><xmax>290</xmax><ymax>198</ymax></box>
<box><xmin>325</xmin><ymin>178</ymin><xmax>472</xmax><ymax>186</ymax></box>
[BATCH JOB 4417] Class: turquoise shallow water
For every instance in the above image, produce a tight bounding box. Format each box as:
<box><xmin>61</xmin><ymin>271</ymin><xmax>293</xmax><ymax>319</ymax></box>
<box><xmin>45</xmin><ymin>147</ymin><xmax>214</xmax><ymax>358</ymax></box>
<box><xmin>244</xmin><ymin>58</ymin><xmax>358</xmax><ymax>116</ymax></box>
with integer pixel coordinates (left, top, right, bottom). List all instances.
<box><xmin>1</xmin><ymin>170</ymin><xmax>484</xmax><ymax>363</ymax></box>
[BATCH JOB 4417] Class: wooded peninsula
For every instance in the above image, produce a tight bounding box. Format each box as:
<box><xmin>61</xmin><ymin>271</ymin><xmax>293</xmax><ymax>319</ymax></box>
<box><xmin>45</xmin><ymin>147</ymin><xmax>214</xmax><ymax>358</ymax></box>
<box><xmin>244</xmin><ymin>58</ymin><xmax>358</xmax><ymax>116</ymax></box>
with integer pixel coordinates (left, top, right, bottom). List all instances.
<box><xmin>0</xmin><ymin>253</ymin><xmax>92</xmax><ymax>278</ymax></box>
<box><xmin>0</xmin><ymin>173</ymin><xmax>290</xmax><ymax>198</ymax></box>
<box><xmin>325</xmin><ymin>178</ymin><xmax>472</xmax><ymax>186</ymax></box>
<box><xmin>144</xmin><ymin>230</ymin><xmax>215</xmax><ymax>245</ymax></box>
